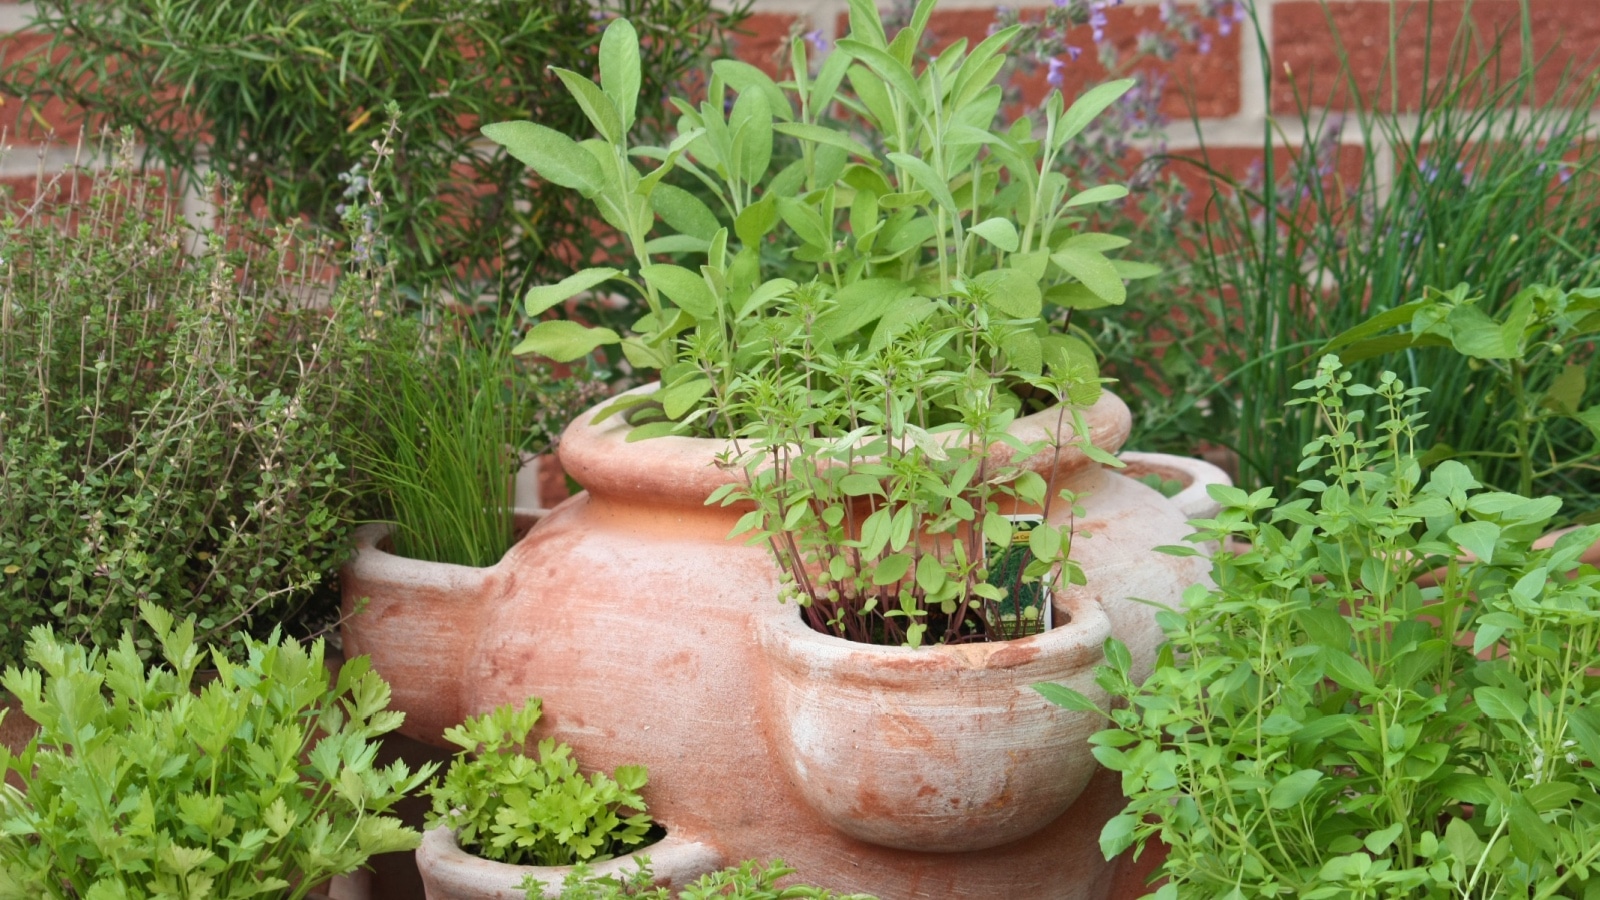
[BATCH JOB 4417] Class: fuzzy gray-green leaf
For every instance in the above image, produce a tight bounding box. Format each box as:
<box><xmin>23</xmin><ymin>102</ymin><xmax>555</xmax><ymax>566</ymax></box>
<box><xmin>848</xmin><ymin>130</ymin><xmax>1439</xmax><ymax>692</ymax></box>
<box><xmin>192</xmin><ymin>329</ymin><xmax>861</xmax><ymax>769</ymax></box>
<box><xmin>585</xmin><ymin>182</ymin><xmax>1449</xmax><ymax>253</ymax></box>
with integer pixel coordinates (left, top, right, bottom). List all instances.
<box><xmin>482</xmin><ymin>121</ymin><xmax>602</xmax><ymax>196</ymax></box>
<box><xmin>599</xmin><ymin>18</ymin><xmax>641</xmax><ymax>133</ymax></box>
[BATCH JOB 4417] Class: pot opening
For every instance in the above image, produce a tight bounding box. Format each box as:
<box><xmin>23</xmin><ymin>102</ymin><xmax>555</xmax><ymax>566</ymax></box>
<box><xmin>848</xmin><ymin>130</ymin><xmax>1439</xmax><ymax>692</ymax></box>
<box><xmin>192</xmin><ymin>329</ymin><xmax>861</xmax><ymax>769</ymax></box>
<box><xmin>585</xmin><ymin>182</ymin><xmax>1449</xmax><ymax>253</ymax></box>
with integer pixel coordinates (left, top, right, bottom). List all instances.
<box><xmin>371</xmin><ymin>509</ymin><xmax>543</xmax><ymax>565</ymax></box>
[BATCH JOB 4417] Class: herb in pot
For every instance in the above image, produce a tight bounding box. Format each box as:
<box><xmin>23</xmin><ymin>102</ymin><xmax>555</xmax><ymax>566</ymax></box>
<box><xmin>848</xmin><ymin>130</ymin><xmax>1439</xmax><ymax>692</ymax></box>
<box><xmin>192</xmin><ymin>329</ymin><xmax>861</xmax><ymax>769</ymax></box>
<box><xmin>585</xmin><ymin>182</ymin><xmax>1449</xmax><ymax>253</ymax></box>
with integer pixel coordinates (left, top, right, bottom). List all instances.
<box><xmin>424</xmin><ymin>699</ymin><xmax>654</xmax><ymax>867</ymax></box>
<box><xmin>487</xmin><ymin>0</ymin><xmax>1149</xmax><ymax>648</ymax></box>
<box><xmin>0</xmin><ymin>603</ymin><xmax>434</xmax><ymax>899</ymax></box>
<box><xmin>1043</xmin><ymin>355</ymin><xmax>1600</xmax><ymax>898</ymax></box>
<box><xmin>484</xmin><ymin>0</ymin><xmax>1149</xmax><ymax>434</ymax></box>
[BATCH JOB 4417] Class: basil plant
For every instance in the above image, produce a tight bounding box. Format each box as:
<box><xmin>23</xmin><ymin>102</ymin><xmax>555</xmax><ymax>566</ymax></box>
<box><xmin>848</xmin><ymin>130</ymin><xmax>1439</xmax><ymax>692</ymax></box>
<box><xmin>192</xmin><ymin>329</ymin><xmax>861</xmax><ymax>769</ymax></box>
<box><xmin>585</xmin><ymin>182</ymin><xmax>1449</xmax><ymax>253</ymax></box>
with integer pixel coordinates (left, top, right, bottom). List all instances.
<box><xmin>487</xmin><ymin>0</ymin><xmax>1150</xmax><ymax>646</ymax></box>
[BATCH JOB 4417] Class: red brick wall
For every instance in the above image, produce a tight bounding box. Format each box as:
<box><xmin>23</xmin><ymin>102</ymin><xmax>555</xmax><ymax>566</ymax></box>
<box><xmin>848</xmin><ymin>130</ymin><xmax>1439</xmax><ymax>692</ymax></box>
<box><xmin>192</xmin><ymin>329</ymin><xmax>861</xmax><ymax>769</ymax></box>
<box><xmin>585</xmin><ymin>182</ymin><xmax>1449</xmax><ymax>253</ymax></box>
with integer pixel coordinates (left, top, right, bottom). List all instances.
<box><xmin>2</xmin><ymin>0</ymin><xmax>1595</xmax><ymax>206</ymax></box>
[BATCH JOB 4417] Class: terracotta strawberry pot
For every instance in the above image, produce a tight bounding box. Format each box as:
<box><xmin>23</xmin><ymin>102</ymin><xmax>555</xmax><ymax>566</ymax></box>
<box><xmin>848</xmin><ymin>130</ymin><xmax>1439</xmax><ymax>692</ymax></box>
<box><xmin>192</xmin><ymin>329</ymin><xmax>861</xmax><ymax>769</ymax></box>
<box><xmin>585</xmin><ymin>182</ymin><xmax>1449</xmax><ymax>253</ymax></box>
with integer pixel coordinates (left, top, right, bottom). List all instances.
<box><xmin>343</xmin><ymin>385</ymin><xmax>1226</xmax><ymax>899</ymax></box>
<box><xmin>416</xmin><ymin>827</ymin><xmax>721</xmax><ymax>900</ymax></box>
<box><xmin>759</xmin><ymin>584</ymin><xmax>1114</xmax><ymax>852</ymax></box>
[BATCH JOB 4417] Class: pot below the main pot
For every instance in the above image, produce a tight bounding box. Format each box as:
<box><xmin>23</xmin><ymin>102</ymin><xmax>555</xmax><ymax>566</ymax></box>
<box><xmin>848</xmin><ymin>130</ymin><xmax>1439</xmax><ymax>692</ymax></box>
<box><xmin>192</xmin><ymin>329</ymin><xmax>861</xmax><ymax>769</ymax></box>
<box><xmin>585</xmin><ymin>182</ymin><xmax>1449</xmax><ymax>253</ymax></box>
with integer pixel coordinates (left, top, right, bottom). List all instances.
<box><xmin>415</xmin><ymin>827</ymin><xmax>721</xmax><ymax>900</ymax></box>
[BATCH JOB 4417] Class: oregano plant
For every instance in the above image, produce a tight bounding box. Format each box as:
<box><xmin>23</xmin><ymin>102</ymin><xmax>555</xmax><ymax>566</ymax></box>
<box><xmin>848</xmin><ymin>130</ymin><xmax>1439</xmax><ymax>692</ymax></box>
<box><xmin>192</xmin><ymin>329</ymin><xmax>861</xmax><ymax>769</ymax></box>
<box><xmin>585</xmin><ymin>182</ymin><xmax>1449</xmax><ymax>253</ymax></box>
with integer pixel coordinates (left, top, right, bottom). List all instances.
<box><xmin>1043</xmin><ymin>356</ymin><xmax>1600</xmax><ymax>898</ymax></box>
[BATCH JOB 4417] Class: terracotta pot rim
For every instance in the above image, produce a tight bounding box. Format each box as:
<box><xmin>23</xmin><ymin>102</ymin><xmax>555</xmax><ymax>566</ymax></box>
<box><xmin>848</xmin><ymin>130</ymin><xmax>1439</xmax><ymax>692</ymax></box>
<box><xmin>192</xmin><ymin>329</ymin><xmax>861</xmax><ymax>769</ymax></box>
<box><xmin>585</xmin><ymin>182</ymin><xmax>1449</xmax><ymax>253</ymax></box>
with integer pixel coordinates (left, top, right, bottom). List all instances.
<box><xmin>1118</xmin><ymin>450</ymin><xmax>1232</xmax><ymax>521</ymax></box>
<box><xmin>416</xmin><ymin>825</ymin><xmax>723</xmax><ymax>895</ymax></box>
<box><xmin>756</xmin><ymin>584</ymin><xmax>1111</xmax><ymax>677</ymax></box>
<box><xmin>558</xmin><ymin>384</ymin><xmax>1132</xmax><ymax>509</ymax></box>
<box><xmin>347</xmin><ymin>508</ymin><xmax>543</xmax><ymax>570</ymax></box>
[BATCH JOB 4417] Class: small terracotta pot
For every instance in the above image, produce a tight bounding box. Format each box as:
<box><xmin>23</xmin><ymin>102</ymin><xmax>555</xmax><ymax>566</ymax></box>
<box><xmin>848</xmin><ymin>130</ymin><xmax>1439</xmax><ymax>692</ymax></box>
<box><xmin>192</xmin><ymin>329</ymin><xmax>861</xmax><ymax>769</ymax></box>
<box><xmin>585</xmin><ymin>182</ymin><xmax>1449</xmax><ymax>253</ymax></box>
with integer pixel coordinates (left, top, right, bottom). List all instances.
<box><xmin>415</xmin><ymin>827</ymin><xmax>722</xmax><ymax>900</ymax></box>
<box><xmin>758</xmin><ymin>586</ymin><xmax>1114</xmax><ymax>852</ymax></box>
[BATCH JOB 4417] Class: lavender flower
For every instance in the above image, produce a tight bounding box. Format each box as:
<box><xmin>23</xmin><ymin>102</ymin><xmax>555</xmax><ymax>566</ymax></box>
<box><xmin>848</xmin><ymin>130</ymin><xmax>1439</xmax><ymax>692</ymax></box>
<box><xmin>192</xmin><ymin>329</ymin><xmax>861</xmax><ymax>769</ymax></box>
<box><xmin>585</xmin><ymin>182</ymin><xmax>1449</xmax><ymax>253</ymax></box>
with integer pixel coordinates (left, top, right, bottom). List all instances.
<box><xmin>804</xmin><ymin>29</ymin><xmax>828</xmax><ymax>52</ymax></box>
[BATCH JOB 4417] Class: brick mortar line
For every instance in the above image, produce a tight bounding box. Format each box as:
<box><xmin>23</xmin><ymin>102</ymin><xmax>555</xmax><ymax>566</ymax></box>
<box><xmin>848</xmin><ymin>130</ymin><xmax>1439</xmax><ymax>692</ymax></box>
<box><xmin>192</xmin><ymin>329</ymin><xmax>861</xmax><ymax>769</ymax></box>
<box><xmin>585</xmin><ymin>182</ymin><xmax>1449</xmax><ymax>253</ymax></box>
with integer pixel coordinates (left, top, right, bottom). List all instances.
<box><xmin>4</xmin><ymin>103</ymin><xmax>1593</xmax><ymax>172</ymax></box>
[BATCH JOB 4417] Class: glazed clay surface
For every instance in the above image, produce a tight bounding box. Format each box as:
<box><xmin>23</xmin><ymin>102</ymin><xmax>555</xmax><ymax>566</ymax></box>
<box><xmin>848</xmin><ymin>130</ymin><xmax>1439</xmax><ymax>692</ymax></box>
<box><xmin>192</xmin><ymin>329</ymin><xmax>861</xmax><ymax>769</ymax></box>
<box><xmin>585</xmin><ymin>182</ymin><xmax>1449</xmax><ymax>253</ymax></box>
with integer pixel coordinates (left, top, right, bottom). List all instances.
<box><xmin>344</xmin><ymin>389</ymin><xmax>1218</xmax><ymax>899</ymax></box>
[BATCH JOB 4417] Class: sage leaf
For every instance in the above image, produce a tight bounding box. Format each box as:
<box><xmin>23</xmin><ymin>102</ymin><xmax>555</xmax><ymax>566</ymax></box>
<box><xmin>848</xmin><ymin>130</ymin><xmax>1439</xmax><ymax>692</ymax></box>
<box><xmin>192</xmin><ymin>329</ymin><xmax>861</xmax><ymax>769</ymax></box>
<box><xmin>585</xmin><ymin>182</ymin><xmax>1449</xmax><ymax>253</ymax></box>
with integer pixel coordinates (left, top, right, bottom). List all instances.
<box><xmin>482</xmin><ymin>121</ymin><xmax>603</xmax><ymax>195</ymax></box>
<box><xmin>512</xmin><ymin>320</ymin><xmax>620</xmax><ymax>363</ymax></box>
<box><xmin>1063</xmin><ymin>184</ymin><xmax>1129</xmax><ymax>209</ymax></box>
<box><xmin>641</xmin><ymin>264</ymin><xmax>718</xmax><ymax>320</ymax></box>
<box><xmin>1051</xmin><ymin>246</ymin><xmax>1126</xmax><ymax>306</ymax></box>
<box><xmin>551</xmin><ymin>67</ymin><xmax>623</xmax><ymax>144</ymax></box>
<box><xmin>525</xmin><ymin>268</ymin><xmax>621</xmax><ymax>317</ymax></box>
<box><xmin>658</xmin><ymin>375</ymin><xmax>712</xmax><ymax>420</ymax></box>
<box><xmin>773</xmin><ymin>122</ymin><xmax>875</xmax><ymax>161</ymax></box>
<box><xmin>814</xmin><ymin>278</ymin><xmax>914</xmax><ymax>340</ymax></box>
<box><xmin>886</xmin><ymin>152</ymin><xmax>957</xmax><ymax>214</ymax></box>
<box><xmin>651</xmin><ymin>183</ymin><xmax>722</xmax><ymax>241</ymax></box>
<box><xmin>1056</xmin><ymin>78</ymin><xmax>1134</xmax><ymax>147</ymax></box>
<box><xmin>599</xmin><ymin>17</ymin><xmax>641</xmax><ymax>133</ymax></box>
<box><xmin>970</xmin><ymin>217</ymin><xmax>1020</xmax><ymax>252</ymax></box>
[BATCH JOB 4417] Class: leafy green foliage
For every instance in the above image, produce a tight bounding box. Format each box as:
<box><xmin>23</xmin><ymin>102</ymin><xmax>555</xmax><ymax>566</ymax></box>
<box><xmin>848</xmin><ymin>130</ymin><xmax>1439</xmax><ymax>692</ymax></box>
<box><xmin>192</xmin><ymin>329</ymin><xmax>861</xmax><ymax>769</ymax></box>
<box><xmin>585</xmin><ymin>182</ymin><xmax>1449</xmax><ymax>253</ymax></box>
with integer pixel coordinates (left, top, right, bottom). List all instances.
<box><xmin>552</xmin><ymin>858</ymin><xmax>878</xmax><ymax>900</ymax></box>
<box><xmin>495</xmin><ymin>1</ymin><xmax>1144</xmax><ymax>648</ymax></box>
<box><xmin>1044</xmin><ymin>357</ymin><xmax>1600</xmax><ymax>898</ymax></box>
<box><xmin>349</xmin><ymin>313</ymin><xmax>528</xmax><ymax>567</ymax></box>
<box><xmin>487</xmin><ymin>0</ymin><xmax>1147</xmax><ymax>436</ymax></box>
<box><xmin>425</xmin><ymin>700</ymin><xmax>653</xmax><ymax>867</ymax></box>
<box><xmin>1</xmin><ymin>0</ymin><xmax>746</xmax><ymax>291</ymax></box>
<box><xmin>1326</xmin><ymin>282</ymin><xmax>1600</xmax><ymax>499</ymax></box>
<box><xmin>708</xmin><ymin>321</ymin><xmax>1100</xmax><ymax>647</ymax></box>
<box><xmin>0</xmin><ymin>603</ymin><xmax>434</xmax><ymax>900</ymax></box>
<box><xmin>0</xmin><ymin>136</ymin><xmax>376</xmax><ymax>667</ymax></box>
<box><xmin>1122</xmin><ymin>1</ymin><xmax>1600</xmax><ymax>511</ymax></box>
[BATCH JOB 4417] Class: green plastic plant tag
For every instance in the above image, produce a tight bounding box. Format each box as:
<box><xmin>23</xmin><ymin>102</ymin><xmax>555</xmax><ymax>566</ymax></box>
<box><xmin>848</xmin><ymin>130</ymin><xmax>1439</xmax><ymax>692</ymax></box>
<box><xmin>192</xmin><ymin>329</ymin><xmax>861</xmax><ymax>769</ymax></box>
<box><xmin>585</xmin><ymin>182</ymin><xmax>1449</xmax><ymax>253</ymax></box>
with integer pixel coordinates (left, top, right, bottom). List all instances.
<box><xmin>986</xmin><ymin>514</ymin><xmax>1053</xmax><ymax>635</ymax></box>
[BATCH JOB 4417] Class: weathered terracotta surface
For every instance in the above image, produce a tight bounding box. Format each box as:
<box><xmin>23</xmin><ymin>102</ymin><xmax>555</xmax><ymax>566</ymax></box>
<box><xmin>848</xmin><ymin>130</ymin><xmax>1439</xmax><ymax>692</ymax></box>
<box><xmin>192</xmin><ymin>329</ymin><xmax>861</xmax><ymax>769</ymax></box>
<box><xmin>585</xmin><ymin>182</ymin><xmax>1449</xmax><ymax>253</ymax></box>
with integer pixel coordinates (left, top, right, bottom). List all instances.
<box><xmin>344</xmin><ymin>388</ymin><xmax>1225</xmax><ymax>899</ymax></box>
<box><xmin>759</xmin><ymin>588</ymin><xmax>1112</xmax><ymax>852</ymax></box>
<box><xmin>416</xmin><ymin>827</ymin><xmax>722</xmax><ymax>900</ymax></box>
<box><xmin>341</xmin><ymin>511</ymin><xmax>543</xmax><ymax>740</ymax></box>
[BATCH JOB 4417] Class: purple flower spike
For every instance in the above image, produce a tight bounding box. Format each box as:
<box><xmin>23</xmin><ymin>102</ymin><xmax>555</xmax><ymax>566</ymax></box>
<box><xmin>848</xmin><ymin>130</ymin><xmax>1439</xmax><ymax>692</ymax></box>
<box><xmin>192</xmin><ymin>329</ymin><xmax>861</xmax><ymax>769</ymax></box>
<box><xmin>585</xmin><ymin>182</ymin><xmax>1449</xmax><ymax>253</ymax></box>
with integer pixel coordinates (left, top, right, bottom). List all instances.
<box><xmin>1558</xmin><ymin>164</ymin><xmax>1574</xmax><ymax>184</ymax></box>
<box><xmin>1089</xmin><ymin>2</ymin><xmax>1109</xmax><ymax>43</ymax></box>
<box><xmin>1067</xmin><ymin>44</ymin><xmax>1083</xmax><ymax>62</ymax></box>
<box><xmin>1047</xmin><ymin>56</ymin><xmax>1068</xmax><ymax>87</ymax></box>
<box><xmin>1159</xmin><ymin>0</ymin><xmax>1178</xmax><ymax>23</ymax></box>
<box><xmin>1198</xmin><ymin>32</ymin><xmax>1213</xmax><ymax>54</ymax></box>
<box><xmin>805</xmin><ymin>29</ymin><xmax>828</xmax><ymax>52</ymax></box>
